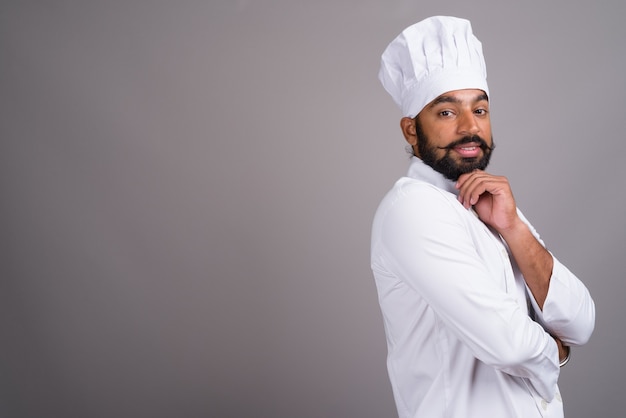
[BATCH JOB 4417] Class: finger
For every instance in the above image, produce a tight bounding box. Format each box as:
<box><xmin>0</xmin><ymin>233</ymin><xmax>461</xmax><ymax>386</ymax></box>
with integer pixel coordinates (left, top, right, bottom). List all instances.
<box><xmin>456</xmin><ymin>172</ymin><xmax>491</xmax><ymax>207</ymax></box>
<box><xmin>455</xmin><ymin>170</ymin><xmax>483</xmax><ymax>188</ymax></box>
<box><xmin>460</xmin><ymin>174</ymin><xmax>509</xmax><ymax>208</ymax></box>
<box><xmin>462</xmin><ymin>175</ymin><xmax>513</xmax><ymax>209</ymax></box>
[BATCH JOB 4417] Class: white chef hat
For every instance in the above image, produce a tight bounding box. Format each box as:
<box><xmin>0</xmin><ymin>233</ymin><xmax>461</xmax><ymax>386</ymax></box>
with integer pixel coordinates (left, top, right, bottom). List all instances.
<box><xmin>378</xmin><ymin>16</ymin><xmax>489</xmax><ymax>118</ymax></box>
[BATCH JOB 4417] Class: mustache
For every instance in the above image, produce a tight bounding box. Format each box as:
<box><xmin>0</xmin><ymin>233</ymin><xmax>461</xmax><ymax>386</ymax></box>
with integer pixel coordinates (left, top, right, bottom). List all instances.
<box><xmin>436</xmin><ymin>135</ymin><xmax>495</xmax><ymax>151</ymax></box>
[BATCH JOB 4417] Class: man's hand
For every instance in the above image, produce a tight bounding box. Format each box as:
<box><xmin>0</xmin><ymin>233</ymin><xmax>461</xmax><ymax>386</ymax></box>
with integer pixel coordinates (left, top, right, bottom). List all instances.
<box><xmin>455</xmin><ymin>170</ymin><xmax>520</xmax><ymax>234</ymax></box>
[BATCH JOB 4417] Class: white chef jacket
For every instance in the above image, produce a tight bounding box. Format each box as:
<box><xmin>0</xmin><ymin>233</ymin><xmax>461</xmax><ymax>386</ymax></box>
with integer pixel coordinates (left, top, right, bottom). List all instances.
<box><xmin>371</xmin><ymin>157</ymin><xmax>595</xmax><ymax>418</ymax></box>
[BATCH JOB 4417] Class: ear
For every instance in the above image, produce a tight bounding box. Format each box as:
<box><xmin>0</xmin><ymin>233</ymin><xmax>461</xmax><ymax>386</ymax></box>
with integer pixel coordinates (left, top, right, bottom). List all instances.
<box><xmin>400</xmin><ymin>117</ymin><xmax>417</xmax><ymax>146</ymax></box>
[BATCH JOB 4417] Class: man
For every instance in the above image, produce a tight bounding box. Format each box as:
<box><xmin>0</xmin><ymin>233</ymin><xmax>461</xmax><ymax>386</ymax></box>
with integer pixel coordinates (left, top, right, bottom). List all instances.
<box><xmin>371</xmin><ymin>16</ymin><xmax>595</xmax><ymax>417</ymax></box>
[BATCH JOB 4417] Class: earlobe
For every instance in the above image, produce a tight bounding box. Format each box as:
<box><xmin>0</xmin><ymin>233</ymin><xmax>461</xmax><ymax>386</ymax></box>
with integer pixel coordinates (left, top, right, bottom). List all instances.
<box><xmin>400</xmin><ymin>117</ymin><xmax>418</xmax><ymax>146</ymax></box>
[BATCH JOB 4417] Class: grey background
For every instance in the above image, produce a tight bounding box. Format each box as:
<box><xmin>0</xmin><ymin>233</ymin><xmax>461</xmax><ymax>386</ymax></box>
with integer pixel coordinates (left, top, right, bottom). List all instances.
<box><xmin>1</xmin><ymin>1</ymin><xmax>624</xmax><ymax>417</ymax></box>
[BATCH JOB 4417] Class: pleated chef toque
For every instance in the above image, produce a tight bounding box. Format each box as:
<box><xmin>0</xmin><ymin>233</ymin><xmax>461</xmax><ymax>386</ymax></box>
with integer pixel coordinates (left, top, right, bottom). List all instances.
<box><xmin>378</xmin><ymin>16</ymin><xmax>489</xmax><ymax>118</ymax></box>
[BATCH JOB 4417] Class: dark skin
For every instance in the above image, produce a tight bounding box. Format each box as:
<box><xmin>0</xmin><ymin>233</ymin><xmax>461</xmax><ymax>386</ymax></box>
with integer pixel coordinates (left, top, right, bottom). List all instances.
<box><xmin>400</xmin><ymin>89</ymin><xmax>569</xmax><ymax>363</ymax></box>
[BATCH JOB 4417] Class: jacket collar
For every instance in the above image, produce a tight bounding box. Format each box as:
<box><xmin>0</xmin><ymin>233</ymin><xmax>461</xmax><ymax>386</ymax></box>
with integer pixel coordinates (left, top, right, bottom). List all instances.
<box><xmin>406</xmin><ymin>156</ymin><xmax>459</xmax><ymax>196</ymax></box>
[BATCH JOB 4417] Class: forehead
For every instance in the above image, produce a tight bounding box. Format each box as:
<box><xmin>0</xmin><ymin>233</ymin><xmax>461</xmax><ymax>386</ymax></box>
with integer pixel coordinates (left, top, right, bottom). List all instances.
<box><xmin>427</xmin><ymin>89</ymin><xmax>489</xmax><ymax>108</ymax></box>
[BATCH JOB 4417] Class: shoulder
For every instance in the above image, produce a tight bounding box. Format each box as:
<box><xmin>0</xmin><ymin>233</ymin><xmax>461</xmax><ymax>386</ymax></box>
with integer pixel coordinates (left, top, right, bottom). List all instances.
<box><xmin>372</xmin><ymin>177</ymin><xmax>470</xmax><ymax>244</ymax></box>
<box><xmin>376</xmin><ymin>177</ymin><xmax>460</xmax><ymax>219</ymax></box>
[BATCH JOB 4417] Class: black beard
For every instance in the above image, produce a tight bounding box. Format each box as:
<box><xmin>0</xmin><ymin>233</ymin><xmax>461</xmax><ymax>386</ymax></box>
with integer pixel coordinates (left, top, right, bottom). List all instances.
<box><xmin>415</xmin><ymin>120</ymin><xmax>495</xmax><ymax>181</ymax></box>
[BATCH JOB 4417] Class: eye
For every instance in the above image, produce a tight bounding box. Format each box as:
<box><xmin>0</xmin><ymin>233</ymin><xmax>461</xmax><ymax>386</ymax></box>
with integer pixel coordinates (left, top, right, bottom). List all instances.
<box><xmin>439</xmin><ymin>110</ymin><xmax>454</xmax><ymax>117</ymax></box>
<box><xmin>474</xmin><ymin>108</ymin><xmax>488</xmax><ymax>116</ymax></box>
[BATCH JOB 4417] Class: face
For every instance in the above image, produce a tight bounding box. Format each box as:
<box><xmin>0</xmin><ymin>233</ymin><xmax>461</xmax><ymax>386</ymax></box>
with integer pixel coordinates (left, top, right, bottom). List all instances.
<box><xmin>402</xmin><ymin>89</ymin><xmax>494</xmax><ymax>181</ymax></box>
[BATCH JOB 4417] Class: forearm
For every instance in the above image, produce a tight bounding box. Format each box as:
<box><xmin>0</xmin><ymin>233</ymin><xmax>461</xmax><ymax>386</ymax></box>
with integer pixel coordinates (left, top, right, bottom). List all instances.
<box><xmin>500</xmin><ymin>220</ymin><xmax>571</xmax><ymax>362</ymax></box>
<box><xmin>499</xmin><ymin>218</ymin><xmax>553</xmax><ymax>310</ymax></box>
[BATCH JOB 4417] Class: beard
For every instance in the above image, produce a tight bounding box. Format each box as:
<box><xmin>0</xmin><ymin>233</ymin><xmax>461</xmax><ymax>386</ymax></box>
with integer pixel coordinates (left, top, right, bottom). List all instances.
<box><xmin>415</xmin><ymin>119</ymin><xmax>495</xmax><ymax>181</ymax></box>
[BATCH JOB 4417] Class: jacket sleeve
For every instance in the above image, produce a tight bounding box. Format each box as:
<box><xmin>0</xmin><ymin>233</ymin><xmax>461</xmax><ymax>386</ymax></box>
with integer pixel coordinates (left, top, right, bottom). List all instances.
<box><xmin>519</xmin><ymin>210</ymin><xmax>596</xmax><ymax>346</ymax></box>
<box><xmin>375</xmin><ymin>182</ymin><xmax>560</xmax><ymax>400</ymax></box>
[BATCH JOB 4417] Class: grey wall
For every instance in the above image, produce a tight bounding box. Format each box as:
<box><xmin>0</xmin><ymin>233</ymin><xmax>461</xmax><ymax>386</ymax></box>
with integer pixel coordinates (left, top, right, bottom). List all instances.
<box><xmin>1</xmin><ymin>1</ymin><xmax>624</xmax><ymax>417</ymax></box>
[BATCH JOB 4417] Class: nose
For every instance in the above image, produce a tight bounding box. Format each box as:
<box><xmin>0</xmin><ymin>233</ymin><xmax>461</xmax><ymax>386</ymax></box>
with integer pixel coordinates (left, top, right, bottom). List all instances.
<box><xmin>457</xmin><ymin>110</ymin><xmax>480</xmax><ymax>136</ymax></box>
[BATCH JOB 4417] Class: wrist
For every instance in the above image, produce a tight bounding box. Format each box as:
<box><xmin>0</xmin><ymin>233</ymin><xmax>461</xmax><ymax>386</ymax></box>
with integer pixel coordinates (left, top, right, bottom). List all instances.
<box><xmin>497</xmin><ymin>216</ymin><xmax>527</xmax><ymax>241</ymax></box>
<box><xmin>559</xmin><ymin>345</ymin><xmax>571</xmax><ymax>367</ymax></box>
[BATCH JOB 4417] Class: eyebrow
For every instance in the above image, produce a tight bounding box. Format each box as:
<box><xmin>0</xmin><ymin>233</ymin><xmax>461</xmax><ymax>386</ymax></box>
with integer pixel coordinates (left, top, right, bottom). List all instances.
<box><xmin>429</xmin><ymin>92</ymin><xmax>489</xmax><ymax>107</ymax></box>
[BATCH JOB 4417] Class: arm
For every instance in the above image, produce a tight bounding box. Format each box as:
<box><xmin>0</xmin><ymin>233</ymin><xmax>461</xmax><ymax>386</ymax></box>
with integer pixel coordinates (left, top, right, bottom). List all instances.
<box><xmin>499</xmin><ymin>217</ymin><xmax>553</xmax><ymax>310</ymax></box>
<box><xmin>378</xmin><ymin>181</ymin><xmax>560</xmax><ymax>398</ymax></box>
<box><xmin>456</xmin><ymin>170</ymin><xmax>595</xmax><ymax>347</ymax></box>
<box><xmin>456</xmin><ymin>171</ymin><xmax>552</xmax><ymax>309</ymax></box>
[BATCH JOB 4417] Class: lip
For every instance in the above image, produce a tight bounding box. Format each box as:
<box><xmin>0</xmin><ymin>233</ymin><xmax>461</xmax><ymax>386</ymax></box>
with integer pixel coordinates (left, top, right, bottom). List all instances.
<box><xmin>454</xmin><ymin>142</ymin><xmax>482</xmax><ymax>158</ymax></box>
<box><xmin>453</xmin><ymin>142</ymin><xmax>482</xmax><ymax>158</ymax></box>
